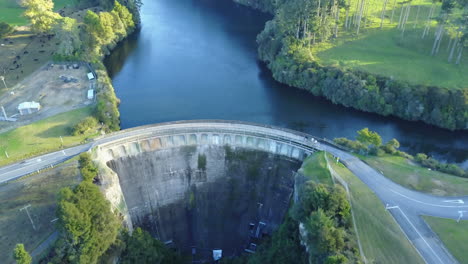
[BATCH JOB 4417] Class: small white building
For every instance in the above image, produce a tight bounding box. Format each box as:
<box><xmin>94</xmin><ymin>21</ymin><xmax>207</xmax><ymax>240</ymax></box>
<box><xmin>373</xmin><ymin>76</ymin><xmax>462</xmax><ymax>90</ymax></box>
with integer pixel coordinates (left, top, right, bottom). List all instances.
<box><xmin>87</xmin><ymin>89</ymin><xmax>94</xmax><ymax>100</ymax></box>
<box><xmin>87</xmin><ymin>72</ymin><xmax>95</xmax><ymax>80</ymax></box>
<box><xmin>212</xmin><ymin>250</ymin><xmax>222</xmax><ymax>261</ymax></box>
<box><xmin>18</xmin><ymin>101</ymin><xmax>41</xmax><ymax>115</ymax></box>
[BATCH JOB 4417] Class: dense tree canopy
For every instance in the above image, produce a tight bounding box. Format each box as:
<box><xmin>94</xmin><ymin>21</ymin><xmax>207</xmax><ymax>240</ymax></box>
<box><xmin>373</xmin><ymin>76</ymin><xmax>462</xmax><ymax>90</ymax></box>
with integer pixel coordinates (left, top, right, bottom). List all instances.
<box><xmin>252</xmin><ymin>0</ymin><xmax>468</xmax><ymax>130</ymax></box>
<box><xmin>53</xmin><ymin>181</ymin><xmax>120</xmax><ymax>264</ymax></box>
<box><xmin>120</xmin><ymin>228</ymin><xmax>186</xmax><ymax>264</ymax></box>
<box><xmin>356</xmin><ymin>128</ymin><xmax>382</xmax><ymax>147</ymax></box>
<box><xmin>292</xmin><ymin>182</ymin><xmax>357</xmax><ymax>263</ymax></box>
<box><xmin>53</xmin><ymin>17</ymin><xmax>82</xmax><ymax>58</ymax></box>
<box><xmin>13</xmin><ymin>244</ymin><xmax>32</xmax><ymax>264</ymax></box>
<box><xmin>21</xmin><ymin>0</ymin><xmax>60</xmax><ymax>33</ymax></box>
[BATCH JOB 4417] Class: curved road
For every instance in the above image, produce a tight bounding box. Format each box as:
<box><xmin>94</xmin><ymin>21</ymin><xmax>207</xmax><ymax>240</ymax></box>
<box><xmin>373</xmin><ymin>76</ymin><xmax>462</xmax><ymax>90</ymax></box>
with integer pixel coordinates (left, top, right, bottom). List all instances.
<box><xmin>0</xmin><ymin>120</ymin><xmax>466</xmax><ymax>264</ymax></box>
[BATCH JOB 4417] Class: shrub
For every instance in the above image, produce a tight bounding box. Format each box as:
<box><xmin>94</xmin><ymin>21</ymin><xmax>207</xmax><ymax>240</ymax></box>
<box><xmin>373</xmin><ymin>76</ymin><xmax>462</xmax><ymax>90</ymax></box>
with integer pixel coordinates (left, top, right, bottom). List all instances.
<box><xmin>72</xmin><ymin>116</ymin><xmax>98</xmax><ymax>136</ymax></box>
<box><xmin>79</xmin><ymin>153</ymin><xmax>98</xmax><ymax>182</ymax></box>
<box><xmin>197</xmin><ymin>154</ymin><xmax>206</xmax><ymax>170</ymax></box>
<box><xmin>369</xmin><ymin>146</ymin><xmax>385</xmax><ymax>156</ymax></box>
<box><xmin>0</xmin><ymin>22</ymin><xmax>13</xmax><ymax>38</ymax></box>
<box><xmin>333</xmin><ymin>138</ymin><xmax>368</xmax><ymax>153</ymax></box>
<box><xmin>414</xmin><ymin>153</ymin><xmax>466</xmax><ymax>177</ymax></box>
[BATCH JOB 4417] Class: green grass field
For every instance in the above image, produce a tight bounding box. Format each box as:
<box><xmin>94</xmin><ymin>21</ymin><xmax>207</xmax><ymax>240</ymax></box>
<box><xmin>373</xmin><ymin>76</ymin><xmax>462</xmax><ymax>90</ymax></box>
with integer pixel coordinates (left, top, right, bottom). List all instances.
<box><xmin>423</xmin><ymin>216</ymin><xmax>468</xmax><ymax>263</ymax></box>
<box><xmin>0</xmin><ymin>0</ymin><xmax>76</xmax><ymax>25</ymax></box>
<box><xmin>361</xmin><ymin>155</ymin><xmax>468</xmax><ymax>196</ymax></box>
<box><xmin>327</xmin><ymin>154</ymin><xmax>425</xmax><ymax>264</ymax></box>
<box><xmin>310</xmin><ymin>0</ymin><xmax>467</xmax><ymax>89</ymax></box>
<box><xmin>0</xmin><ymin>161</ymin><xmax>80</xmax><ymax>263</ymax></box>
<box><xmin>0</xmin><ymin>107</ymin><xmax>98</xmax><ymax>167</ymax></box>
<box><xmin>299</xmin><ymin>151</ymin><xmax>334</xmax><ymax>185</ymax></box>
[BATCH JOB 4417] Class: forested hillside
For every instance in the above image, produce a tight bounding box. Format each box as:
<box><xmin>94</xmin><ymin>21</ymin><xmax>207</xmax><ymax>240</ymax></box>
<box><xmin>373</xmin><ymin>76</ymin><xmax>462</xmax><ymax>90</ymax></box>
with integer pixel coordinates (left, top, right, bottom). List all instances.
<box><xmin>236</xmin><ymin>0</ymin><xmax>468</xmax><ymax>130</ymax></box>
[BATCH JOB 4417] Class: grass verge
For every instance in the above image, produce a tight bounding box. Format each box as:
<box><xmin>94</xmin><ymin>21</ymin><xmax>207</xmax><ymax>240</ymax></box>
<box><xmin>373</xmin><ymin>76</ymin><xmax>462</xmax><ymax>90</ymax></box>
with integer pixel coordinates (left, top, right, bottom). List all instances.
<box><xmin>299</xmin><ymin>151</ymin><xmax>333</xmax><ymax>185</ymax></box>
<box><xmin>423</xmin><ymin>216</ymin><xmax>468</xmax><ymax>263</ymax></box>
<box><xmin>0</xmin><ymin>161</ymin><xmax>80</xmax><ymax>263</ymax></box>
<box><xmin>327</xmin><ymin>153</ymin><xmax>425</xmax><ymax>264</ymax></box>
<box><xmin>361</xmin><ymin>154</ymin><xmax>468</xmax><ymax>196</ymax></box>
<box><xmin>0</xmin><ymin>107</ymin><xmax>98</xmax><ymax>167</ymax></box>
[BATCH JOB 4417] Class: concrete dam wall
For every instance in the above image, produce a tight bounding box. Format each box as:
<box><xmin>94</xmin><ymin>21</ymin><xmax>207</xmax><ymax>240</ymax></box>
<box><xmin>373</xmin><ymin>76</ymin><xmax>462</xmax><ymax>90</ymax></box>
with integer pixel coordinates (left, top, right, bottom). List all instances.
<box><xmin>93</xmin><ymin>121</ymin><xmax>318</xmax><ymax>261</ymax></box>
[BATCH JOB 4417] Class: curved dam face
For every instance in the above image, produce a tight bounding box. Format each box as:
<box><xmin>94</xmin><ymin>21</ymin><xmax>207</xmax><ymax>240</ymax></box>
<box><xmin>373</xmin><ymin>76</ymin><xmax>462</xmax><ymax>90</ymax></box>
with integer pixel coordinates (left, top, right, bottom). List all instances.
<box><xmin>106</xmin><ymin>145</ymin><xmax>300</xmax><ymax>258</ymax></box>
<box><xmin>94</xmin><ymin>121</ymin><xmax>319</xmax><ymax>260</ymax></box>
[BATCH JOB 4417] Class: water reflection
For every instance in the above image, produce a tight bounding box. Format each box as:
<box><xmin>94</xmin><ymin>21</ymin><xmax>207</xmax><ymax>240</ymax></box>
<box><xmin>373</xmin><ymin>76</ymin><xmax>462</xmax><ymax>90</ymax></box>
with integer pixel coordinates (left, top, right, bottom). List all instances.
<box><xmin>104</xmin><ymin>0</ymin><xmax>467</xmax><ymax>163</ymax></box>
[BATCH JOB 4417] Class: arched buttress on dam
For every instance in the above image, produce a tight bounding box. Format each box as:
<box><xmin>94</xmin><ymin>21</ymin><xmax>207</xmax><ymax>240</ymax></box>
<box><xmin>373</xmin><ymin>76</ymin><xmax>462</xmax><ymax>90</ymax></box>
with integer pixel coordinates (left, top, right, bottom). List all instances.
<box><xmin>93</xmin><ymin>121</ymin><xmax>320</xmax><ymax>261</ymax></box>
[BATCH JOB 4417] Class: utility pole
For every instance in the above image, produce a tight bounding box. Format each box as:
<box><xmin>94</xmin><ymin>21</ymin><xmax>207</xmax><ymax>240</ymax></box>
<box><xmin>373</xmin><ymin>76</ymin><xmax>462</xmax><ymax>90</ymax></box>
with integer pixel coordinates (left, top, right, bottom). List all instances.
<box><xmin>4</xmin><ymin>151</ymin><xmax>9</xmax><ymax>158</ymax></box>
<box><xmin>20</xmin><ymin>204</ymin><xmax>37</xmax><ymax>230</ymax></box>
<box><xmin>60</xmin><ymin>136</ymin><xmax>64</xmax><ymax>145</ymax></box>
<box><xmin>0</xmin><ymin>76</ymin><xmax>7</xmax><ymax>89</ymax></box>
<box><xmin>1</xmin><ymin>106</ymin><xmax>6</xmax><ymax>120</ymax></box>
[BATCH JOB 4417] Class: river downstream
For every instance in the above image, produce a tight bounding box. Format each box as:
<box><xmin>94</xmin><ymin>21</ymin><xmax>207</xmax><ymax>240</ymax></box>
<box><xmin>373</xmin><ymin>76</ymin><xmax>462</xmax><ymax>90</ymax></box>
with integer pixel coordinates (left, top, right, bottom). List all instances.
<box><xmin>104</xmin><ymin>0</ymin><xmax>467</xmax><ymax>163</ymax></box>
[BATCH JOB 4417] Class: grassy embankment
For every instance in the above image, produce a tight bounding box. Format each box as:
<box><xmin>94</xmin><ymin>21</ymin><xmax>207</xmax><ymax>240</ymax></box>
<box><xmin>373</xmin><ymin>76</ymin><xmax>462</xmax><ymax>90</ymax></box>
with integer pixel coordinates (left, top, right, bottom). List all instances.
<box><xmin>0</xmin><ymin>107</ymin><xmax>98</xmax><ymax>167</ymax></box>
<box><xmin>326</xmin><ymin>153</ymin><xmax>425</xmax><ymax>263</ymax></box>
<box><xmin>310</xmin><ymin>0</ymin><xmax>468</xmax><ymax>89</ymax></box>
<box><xmin>0</xmin><ymin>0</ymin><xmax>74</xmax><ymax>25</ymax></box>
<box><xmin>299</xmin><ymin>151</ymin><xmax>334</xmax><ymax>185</ymax></box>
<box><xmin>360</xmin><ymin>154</ymin><xmax>468</xmax><ymax>196</ymax></box>
<box><xmin>423</xmin><ymin>216</ymin><xmax>468</xmax><ymax>263</ymax></box>
<box><xmin>0</xmin><ymin>160</ymin><xmax>80</xmax><ymax>264</ymax></box>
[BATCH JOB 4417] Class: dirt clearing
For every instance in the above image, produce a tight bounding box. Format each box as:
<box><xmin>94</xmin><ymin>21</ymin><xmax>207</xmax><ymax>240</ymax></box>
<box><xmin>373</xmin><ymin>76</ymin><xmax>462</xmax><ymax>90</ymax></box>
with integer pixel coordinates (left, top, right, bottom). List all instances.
<box><xmin>0</xmin><ymin>62</ymin><xmax>94</xmax><ymax>132</ymax></box>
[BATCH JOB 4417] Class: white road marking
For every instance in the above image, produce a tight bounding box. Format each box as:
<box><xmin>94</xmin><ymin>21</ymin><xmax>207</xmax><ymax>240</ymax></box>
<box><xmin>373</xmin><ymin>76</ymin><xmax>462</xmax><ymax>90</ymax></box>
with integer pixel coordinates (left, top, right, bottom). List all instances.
<box><xmin>444</xmin><ymin>199</ymin><xmax>464</xmax><ymax>204</ymax></box>
<box><xmin>394</xmin><ymin>206</ymin><xmax>445</xmax><ymax>264</ymax></box>
<box><xmin>457</xmin><ymin>211</ymin><xmax>467</xmax><ymax>222</ymax></box>
<box><xmin>390</xmin><ymin>189</ymin><xmax>468</xmax><ymax>208</ymax></box>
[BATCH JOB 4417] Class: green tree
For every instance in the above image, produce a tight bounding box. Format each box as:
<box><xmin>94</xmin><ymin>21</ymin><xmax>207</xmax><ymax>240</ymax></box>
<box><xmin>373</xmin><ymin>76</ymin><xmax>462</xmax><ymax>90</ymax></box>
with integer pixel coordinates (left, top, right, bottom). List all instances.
<box><xmin>53</xmin><ymin>17</ymin><xmax>82</xmax><ymax>58</ymax></box>
<box><xmin>381</xmin><ymin>138</ymin><xmax>400</xmax><ymax>154</ymax></box>
<box><xmin>121</xmin><ymin>228</ymin><xmax>185</xmax><ymax>264</ymax></box>
<box><xmin>293</xmin><ymin>182</ymin><xmax>330</xmax><ymax>222</ymax></box>
<box><xmin>21</xmin><ymin>0</ymin><xmax>60</xmax><ymax>33</ymax></box>
<box><xmin>0</xmin><ymin>22</ymin><xmax>14</xmax><ymax>38</ymax></box>
<box><xmin>356</xmin><ymin>128</ymin><xmax>382</xmax><ymax>147</ymax></box>
<box><xmin>304</xmin><ymin>209</ymin><xmax>345</xmax><ymax>261</ymax></box>
<box><xmin>13</xmin><ymin>244</ymin><xmax>32</xmax><ymax>264</ymax></box>
<box><xmin>72</xmin><ymin>116</ymin><xmax>97</xmax><ymax>136</ymax></box>
<box><xmin>324</xmin><ymin>254</ymin><xmax>348</xmax><ymax>264</ymax></box>
<box><xmin>55</xmin><ymin>181</ymin><xmax>120</xmax><ymax>264</ymax></box>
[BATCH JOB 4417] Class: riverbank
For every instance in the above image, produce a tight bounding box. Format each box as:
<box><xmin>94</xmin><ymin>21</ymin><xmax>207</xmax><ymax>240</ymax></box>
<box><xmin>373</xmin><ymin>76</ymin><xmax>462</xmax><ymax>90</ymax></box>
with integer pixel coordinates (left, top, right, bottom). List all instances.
<box><xmin>235</xmin><ymin>0</ymin><xmax>467</xmax><ymax>131</ymax></box>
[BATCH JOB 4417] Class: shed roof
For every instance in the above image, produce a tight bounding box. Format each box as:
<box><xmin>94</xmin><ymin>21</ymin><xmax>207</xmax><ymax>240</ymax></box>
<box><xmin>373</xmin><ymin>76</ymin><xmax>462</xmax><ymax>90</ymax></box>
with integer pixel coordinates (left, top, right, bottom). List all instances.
<box><xmin>18</xmin><ymin>101</ymin><xmax>41</xmax><ymax>110</ymax></box>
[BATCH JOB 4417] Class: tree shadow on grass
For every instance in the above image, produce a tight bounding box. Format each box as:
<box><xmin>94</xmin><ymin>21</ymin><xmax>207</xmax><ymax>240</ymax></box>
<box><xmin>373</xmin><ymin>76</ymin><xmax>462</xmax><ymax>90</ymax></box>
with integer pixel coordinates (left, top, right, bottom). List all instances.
<box><xmin>35</xmin><ymin>124</ymin><xmax>72</xmax><ymax>139</ymax></box>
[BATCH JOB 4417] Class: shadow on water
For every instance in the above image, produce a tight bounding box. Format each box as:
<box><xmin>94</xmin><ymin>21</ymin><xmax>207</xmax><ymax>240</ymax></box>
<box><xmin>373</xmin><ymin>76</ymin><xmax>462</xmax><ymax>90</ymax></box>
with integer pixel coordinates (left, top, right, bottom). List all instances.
<box><xmin>104</xmin><ymin>0</ymin><xmax>467</xmax><ymax>163</ymax></box>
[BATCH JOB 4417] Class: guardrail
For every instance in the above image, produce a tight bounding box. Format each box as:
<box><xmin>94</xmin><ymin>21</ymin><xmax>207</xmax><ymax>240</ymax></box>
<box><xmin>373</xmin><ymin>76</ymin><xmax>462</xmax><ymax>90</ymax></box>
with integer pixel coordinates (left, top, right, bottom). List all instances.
<box><xmin>94</xmin><ymin>121</ymin><xmax>322</xmax><ymax>155</ymax></box>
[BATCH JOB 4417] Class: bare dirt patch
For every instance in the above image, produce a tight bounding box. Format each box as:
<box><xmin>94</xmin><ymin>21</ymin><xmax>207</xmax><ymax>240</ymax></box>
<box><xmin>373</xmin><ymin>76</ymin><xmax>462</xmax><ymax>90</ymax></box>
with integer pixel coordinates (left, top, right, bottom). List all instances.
<box><xmin>0</xmin><ymin>62</ymin><xmax>94</xmax><ymax>132</ymax></box>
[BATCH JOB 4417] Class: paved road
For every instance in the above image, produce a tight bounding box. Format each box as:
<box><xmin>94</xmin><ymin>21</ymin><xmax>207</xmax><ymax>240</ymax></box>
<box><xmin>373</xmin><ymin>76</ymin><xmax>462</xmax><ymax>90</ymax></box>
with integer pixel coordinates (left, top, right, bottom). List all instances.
<box><xmin>0</xmin><ymin>120</ymin><xmax>466</xmax><ymax>264</ymax></box>
<box><xmin>321</xmin><ymin>145</ymin><xmax>466</xmax><ymax>264</ymax></box>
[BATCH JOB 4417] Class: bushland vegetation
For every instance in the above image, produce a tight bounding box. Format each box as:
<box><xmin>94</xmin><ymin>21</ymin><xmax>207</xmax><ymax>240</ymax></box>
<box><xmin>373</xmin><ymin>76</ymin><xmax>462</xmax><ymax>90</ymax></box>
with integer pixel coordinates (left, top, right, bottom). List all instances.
<box><xmin>237</xmin><ymin>0</ymin><xmax>467</xmax><ymax>130</ymax></box>
<box><xmin>223</xmin><ymin>152</ymin><xmax>360</xmax><ymax>264</ymax></box>
<box><xmin>334</xmin><ymin>128</ymin><xmax>467</xmax><ymax>177</ymax></box>
<box><xmin>41</xmin><ymin>153</ymin><xmax>120</xmax><ymax>264</ymax></box>
<box><xmin>40</xmin><ymin>153</ymin><xmax>183</xmax><ymax>263</ymax></box>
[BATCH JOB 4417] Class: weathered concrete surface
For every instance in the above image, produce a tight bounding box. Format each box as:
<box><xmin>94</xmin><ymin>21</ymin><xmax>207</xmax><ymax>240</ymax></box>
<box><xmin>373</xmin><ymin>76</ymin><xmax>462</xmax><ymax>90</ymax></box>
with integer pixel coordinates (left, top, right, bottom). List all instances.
<box><xmin>101</xmin><ymin>145</ymin><xmax>301</xmax><ymax>261</ymax></box>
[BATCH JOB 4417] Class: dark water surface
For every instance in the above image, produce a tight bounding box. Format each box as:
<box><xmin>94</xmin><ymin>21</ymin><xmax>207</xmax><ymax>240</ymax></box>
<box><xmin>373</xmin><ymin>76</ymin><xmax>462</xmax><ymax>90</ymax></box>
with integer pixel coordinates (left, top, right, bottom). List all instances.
<box><xmin>104</xmin><ymin>0</ymin><xmax>467</xmax><ymax>163</ymax></box>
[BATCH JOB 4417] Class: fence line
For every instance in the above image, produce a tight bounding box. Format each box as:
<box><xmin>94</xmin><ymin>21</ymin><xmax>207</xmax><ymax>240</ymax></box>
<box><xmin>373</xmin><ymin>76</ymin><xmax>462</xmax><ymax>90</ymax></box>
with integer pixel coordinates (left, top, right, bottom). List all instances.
<box><xmin>325</xmin><ymin>153</ymin><xmax>368</xmax><ymax>264</ymax></box>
